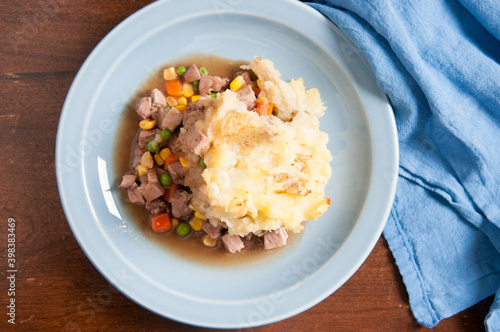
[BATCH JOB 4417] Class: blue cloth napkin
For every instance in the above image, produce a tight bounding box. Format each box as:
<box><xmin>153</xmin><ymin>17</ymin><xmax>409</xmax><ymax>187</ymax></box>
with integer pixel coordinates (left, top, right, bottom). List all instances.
<box><xmin>308</xmin><ymin>0</ymin><xmax>500</xmax><ymax>329</ymax></box>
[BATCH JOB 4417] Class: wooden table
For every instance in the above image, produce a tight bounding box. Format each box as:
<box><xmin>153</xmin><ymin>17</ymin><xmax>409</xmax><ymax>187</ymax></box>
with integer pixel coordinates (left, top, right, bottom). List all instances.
<box><xmin>0</xmin><ymin>1</ymin><xmax>493</xmax><ymax>330</ymax></box>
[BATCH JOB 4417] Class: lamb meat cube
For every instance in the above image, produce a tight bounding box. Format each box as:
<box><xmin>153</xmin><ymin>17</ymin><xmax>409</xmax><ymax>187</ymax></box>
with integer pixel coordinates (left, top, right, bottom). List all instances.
<box><xmin>137</xmin><ymin>183</ymin><xmax>165</xmax><ymax>202</ymax></box>
<box><xmin>183</xmin><ymin>103</ymin><xmax>206</xmax><ymax>129</ymax></box>
<box><xmin>202</xmin><ymin>221</ymin><xmax>222</xmax><ymax>239</ymax></box>
<box><xmin>183</xmin><ymin>64</ymin><xmax>201</xmax><ymax>83</ymax></box>
<box><xmin>154</xmin><ymin>166</ymin><xmax>168</xmax><ymax>179</ymax></box>
<box><xmin>150</xmin><ymin>88</ymin><xmax>166</xmax><ymax>108</ymax></box>
<box><xmin>182</xmin><ymin>109</ymin><xmax>205</xmax><ymax>130</ymax></box>
<box><xmin>145</xmin><ymin>199</ymin><xmax>166</xmax><ymax>216</ymax></box>
<box><xmin>130</xmin><ymin>146</ymin><xmax>142</xmax><ymax>168</ymax></box>
<box><xmin>118</xmin><ymin>172</ymin><xmax>137</xmax><ymax>189</ymax></box>
<box><xmin>157</xmin><ymin>106</ymin><xmax>183</xmax><ymax>131</ymax></box>
<box><xmin>170</xmin><ymin>189</ymin><xmax>192</xmax><ymax>218</ymax></box>
<box><xmin>233</xmin><ymin>71</ymin><xmax>252</xmax><ymax>84</ymax></box>
<box><xmin>137</xmin><ymin>174</ymin><xmax>165</xmax><ymax>202</ymax></box>
<box><xmin>131</xmin><ymin>155</ymin><xmax>141</xmax><ymax>169</ymax></box>
<box><xmin>138</xmin><ymin>174</ymin><xmax>148</xmax><ymax>185</ymax></box>
<box><xmin>199</xmin><ymin>74</ymin><xmax>228</xmax><ymax>95</ymax></box>
<box><xmin>147</xmin><ymin>168</ymin><xmax>159</xmax><ymax>184</ymax></box>
<box><xmin>167</xmin><ymin>132</ymin><xmax>183</xmax><ymax>154</ymax></box>
<box><xmin>185</xmin><ymin>126</ymin><xmax>210</xmax><ymax>156</ymax></box>
<box><xmin>137</xmin><ymin>145</ymin><xmax>148</xmax><ymax>156</ymax></box>
<box><xmin>237</xmin><ymin>84</ymin><xmax>257</xmax><ymax>110</ymax></box>
<box><xmin>138</xmin><ymin>129</ymin><xmax>159</xmax><ymax>147</ymax></box>
<box><xmin>186</xmin><ymin>101</ymin><xmax>207</xmax><ymax>114</ymax></box>
<box><xmin>167</xmin><ymin>161</ymin><xmax>187</xmax><ymax>185</ymax></box>
<box><xmin>263</xmin><ymin>227</ymin><xmax>288</xmax><ymax>250</ymax></box>
<box><xmin>136</xmin><ymin>96</ymin><xmax>157</xmax><ymax>119</ymax></box>
<box><xmin>222</xmin><ymin>234</ymin><xmax>245</xmax><ymax>253</ymax></box>
<box><xmin>184</xmin><ymin>162</ymin><xmax>204</xmax><ymax>189</ymax></box>
<box><xmin>127</xmin><ymin>184</ymin><xmax>145</xmax><ymax>205</ymax></box>
<box><xmin>210</xmin><ymin>76</ymin><xmax>228</xmax><ymax>92</ymax></box>
<box><xmin>136</xmin><ymin>96</ymin><xmax>151</xmax><ymax>118</ymax></box>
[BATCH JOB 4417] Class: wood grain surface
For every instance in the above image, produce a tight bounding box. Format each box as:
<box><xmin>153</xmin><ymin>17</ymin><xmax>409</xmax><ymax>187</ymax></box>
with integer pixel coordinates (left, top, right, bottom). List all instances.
<box><xmin>0</xmin><ymin>1</ymin><xmax>493</xmax><ymax>331</ymax></box>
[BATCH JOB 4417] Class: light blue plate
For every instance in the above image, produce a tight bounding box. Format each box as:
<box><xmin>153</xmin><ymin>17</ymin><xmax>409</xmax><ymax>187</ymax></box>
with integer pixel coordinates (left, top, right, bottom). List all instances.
<box><xmin>56</xmin><ymin>0</ymin><xmax>398</xmax><ymax>328</ymax></box>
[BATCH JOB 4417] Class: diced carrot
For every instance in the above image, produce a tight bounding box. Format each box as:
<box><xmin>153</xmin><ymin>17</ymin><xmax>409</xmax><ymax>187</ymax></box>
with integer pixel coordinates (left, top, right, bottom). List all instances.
<box><xmin>162</xmin><ymin>183</ymin><xmax>179</xmax><ymax>202</ymax></box>
<box><xmin>151</xmin><ymin>213</ymin><xmax>172</xmax><ymax>233</ymax></box>
<box><xmin>164</xmin><ymin>153</ymin><xmax>179</xmax><ymax>169</ymax></box>
<box><xmin>255</xmin><ymin>97</ymin><xmax>272</xmax><ymax>116</ymax></box>
<box><xmin>166</xmin><ymin>78</ymin><xmax>182</xmax><ymax>97</ymax></box>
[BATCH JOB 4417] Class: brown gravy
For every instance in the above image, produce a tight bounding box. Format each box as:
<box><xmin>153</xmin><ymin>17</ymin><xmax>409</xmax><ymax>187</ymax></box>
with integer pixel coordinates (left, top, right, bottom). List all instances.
<box><xmin>113</xmin><ymin>54</ymin><xmax>303</xmax><ymax>267</ymax></box>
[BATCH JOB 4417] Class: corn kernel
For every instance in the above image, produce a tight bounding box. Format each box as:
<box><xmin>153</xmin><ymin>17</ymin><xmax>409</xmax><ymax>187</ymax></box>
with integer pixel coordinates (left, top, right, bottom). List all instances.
<box><xmin>191</xmin><ymin>95</ymin><xmax>201</xmax><ymax>102</ymax></box>
<box><xmin>230</xmin><ymin>75</ymin><xmax>245</xmax><ymax>91</ymax></box>
<box><xmin>258</xmin><ymin>97</ymin><xmax>268</xmax><ymax>103</ymax></box>
<box><xmin>194</xmin><ymin>211</ymin><xmax>206</xmax><ymax>220</ymax></box>
<box><xmin>179</xmin><ymin>156</ymin><xmax>188</xmax><ymax>168</ymax></box>
<box><xmin>171</xmin><ymin>218</ymin><xmax>179</xmax><ymax>228</ymax></box>
<box><xmin>256</xmin><ymin>79</ymin><xmax>262</xmax><ymax>89</ymax></box>
<box><xmin>137</xmin><ymin>164</ymin><xmax>148</xmax><ymax>176</ymax></box>
<box><xmin>189</xmin><ymin>217</ymin><xmax>204</xmax><ymax>231</ymax></box>
<box><xmin>139</xmin><ymin>119</ymin><xmax>156</xmax><ymax>130</ymax></box>
<box><xmin>163</xmin><ymin>67</ymin><xmax>177</xmax><ymax>80</ymax></box>
<box><xmin>267</xmin><ymin>103</ymin><xmax>274</xmax><ymax>115</ymax></box>
<box><xmin>202</xmin><ymin>235</ymin><xmax>218</xmax><ymax>247</ymax></box>
<box><xmin>140</xmin><ymin>151</ymin><xmax>154</xmax><ymax>168</ymax></box>
<box><xmin>166</xmin><ymin>96</ymin><xmax>178</xmax><ymax>107</ymax></box>
<box><xmin>154</xmin><ymin>153</ymin><xmax>165</xmax><ymax>166</ymax></box>
<box><xmin>182</xmin><ymin>83</ymin><xmax>194</xmax><ymax>98</ymax></box>
<box><xmin>159</xmin><ymin>148</ymin><xmax>171</xmax><ymax>160</ymax></box>
<box><xmin>177</xmin><ymin>96</ymin><xmax>187</xmax><ymax>106</ymax></box>
<box><xmin>189</xmin><ymin>204</ymin><xmax>196</xmax><ymax>211</ymax></box>
<box><xmin>176</xmin><ymin>104</ymin><xmax>187</xmax><ymax>112</ymax></box>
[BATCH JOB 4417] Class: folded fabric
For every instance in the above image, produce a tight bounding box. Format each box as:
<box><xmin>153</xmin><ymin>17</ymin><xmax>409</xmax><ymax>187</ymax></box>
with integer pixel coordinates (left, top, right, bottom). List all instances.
<box><xmin>308</xmin><ymin>0</ymin><xmax>500</xmax><ymax>329</ymax></box>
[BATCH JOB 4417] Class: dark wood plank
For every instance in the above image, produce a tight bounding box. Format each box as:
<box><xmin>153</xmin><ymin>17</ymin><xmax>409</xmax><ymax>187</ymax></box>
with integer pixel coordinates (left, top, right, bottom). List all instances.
<box><xmin>0</xmin><ymin>0</ymin><xmax>492</xmax><ymax>331</ymax></box>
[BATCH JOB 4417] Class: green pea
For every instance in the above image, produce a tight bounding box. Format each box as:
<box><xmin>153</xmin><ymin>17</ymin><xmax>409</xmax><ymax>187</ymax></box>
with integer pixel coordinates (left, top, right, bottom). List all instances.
<box><xmin>147</xmin><ymin>140</ymin><xmax>159</xmax><ymax>153</ymax></box>
<box><xmin>176</xmin><ymin>222</ymin><xmax>191</xmax><ymax>236</ymax></box>
<box><xmin>199</xmin><ymin>158</ymin><xmax>206</xmax><ymax>169</ymax></box>
<box><xmin>199</xmin><ymin>67</ymin><xmax>208</xmax><ymax>75</ymax></box>
<box><xmin>211</xmin><ymin>92</ymin><xmax>217</xmax><ymax>99</ymax></box>
<box><xmin>159</xmin><ymin>173</ymin><xmax>172</xmax><ymax>186</ymax></box>
<box><xmin>176</xmin><ymin>66</ymin><xmax>186</xmax><ymax>76</ymax></box>
<box><xmin>193</xmin><ymin>80</ymin><xmax>200</xmax><ymax>86</ymax></box>
<box><xmin>160</xmin><ymin>129</ymin><xmax>172</xmax><ymax>140</ymax></box>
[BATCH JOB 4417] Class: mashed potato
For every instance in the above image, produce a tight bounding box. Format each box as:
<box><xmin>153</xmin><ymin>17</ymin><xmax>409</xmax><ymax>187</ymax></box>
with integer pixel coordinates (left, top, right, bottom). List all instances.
<box><xmin>187</xmin><ymin>57</ymin><xmax>332</xmax><ymax>236</ymax></box>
